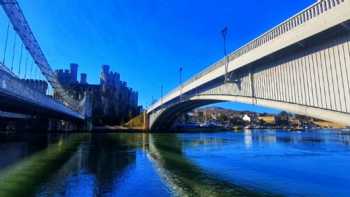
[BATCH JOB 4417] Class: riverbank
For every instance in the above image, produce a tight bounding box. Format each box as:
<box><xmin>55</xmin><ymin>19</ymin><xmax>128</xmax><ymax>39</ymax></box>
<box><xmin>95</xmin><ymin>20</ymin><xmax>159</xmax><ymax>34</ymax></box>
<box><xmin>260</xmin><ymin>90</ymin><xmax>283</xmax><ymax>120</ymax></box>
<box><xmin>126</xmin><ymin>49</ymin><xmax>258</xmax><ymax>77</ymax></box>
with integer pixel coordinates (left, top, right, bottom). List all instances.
<box><xmin>2</xmin><ymin>128</ymin><xmax>350</xmax><ymax>136</ymax></box>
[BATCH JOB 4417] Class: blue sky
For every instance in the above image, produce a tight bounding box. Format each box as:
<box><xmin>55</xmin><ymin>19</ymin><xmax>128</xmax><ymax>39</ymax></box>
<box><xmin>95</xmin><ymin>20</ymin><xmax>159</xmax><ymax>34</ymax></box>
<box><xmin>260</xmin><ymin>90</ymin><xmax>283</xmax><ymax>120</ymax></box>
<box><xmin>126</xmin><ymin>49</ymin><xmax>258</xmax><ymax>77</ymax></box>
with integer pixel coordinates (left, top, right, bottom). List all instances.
<box><xmin>1</xmin><ymin>0</ymin><xmax>314</xmax><ymax>113</ymax></box>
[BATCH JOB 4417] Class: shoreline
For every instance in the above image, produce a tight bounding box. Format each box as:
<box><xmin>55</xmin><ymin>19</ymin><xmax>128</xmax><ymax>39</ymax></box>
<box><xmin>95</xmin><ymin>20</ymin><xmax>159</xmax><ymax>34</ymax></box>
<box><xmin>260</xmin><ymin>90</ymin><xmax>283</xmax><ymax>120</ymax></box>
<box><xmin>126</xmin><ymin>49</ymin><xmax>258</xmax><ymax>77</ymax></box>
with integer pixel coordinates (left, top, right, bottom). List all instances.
<box><xmin>1</xmin><ymin>127</ymin><xmax>349</xmax><ymax>135</ymax></box>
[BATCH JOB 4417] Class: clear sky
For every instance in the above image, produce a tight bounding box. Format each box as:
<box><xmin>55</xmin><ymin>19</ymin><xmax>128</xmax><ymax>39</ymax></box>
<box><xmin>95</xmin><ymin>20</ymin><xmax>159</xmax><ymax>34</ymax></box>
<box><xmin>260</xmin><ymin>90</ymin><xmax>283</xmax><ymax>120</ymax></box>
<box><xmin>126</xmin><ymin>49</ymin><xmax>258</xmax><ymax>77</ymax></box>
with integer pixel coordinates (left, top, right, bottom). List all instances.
<box><xmin>2</xmin><ymin>0</ymin><xmax>314</xmax><ymax>113</ymax></box>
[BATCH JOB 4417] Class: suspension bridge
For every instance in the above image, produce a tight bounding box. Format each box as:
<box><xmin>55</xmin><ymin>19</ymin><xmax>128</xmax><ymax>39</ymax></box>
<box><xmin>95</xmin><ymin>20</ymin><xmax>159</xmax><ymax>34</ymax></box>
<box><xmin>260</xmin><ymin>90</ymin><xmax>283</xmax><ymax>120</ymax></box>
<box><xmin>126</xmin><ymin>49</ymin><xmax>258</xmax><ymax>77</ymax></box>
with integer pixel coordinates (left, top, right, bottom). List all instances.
<box><xmin>0</xmin><ymin>0</ymin><xmax>91</xmax><ymax>128</ymax></box>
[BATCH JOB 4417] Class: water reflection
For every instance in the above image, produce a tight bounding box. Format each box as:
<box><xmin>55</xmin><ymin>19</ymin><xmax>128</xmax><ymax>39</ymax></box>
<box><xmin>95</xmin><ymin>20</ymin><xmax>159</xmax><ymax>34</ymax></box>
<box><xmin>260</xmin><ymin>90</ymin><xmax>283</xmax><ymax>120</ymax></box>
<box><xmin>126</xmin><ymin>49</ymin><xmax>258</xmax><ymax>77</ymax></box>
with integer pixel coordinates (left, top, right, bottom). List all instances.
<box><xmin>0</xmin><ymin>133</ymin><xmax>69</xmax><ymax>169</ymax></box>
<box><xmin>148</xmin><ymin>133</ymin><xmax>272</xmax><ymax>196</ymax></box>
<box><xmin>179</xmin><ymin>130</ymin><xmax>350</xmax><ymax>197</ymax></box>
<box><xmin>37</xmin><ymin>134</ymin><xmax>143</xmax><ymax>196</ymax></box>
<box><xmin>0</xmin><ymin>130</ymin><xmax>349</xmax><ymax>196</ymax></box>
<box><xmin>244</xmin><ymin>130</ymin><xmax>253</xmax><ymax>149</ymax></box>
<box><xmin>0</xmin><ymin>134</ymin><xmax>87</xmax><ymax>196</ymax></box>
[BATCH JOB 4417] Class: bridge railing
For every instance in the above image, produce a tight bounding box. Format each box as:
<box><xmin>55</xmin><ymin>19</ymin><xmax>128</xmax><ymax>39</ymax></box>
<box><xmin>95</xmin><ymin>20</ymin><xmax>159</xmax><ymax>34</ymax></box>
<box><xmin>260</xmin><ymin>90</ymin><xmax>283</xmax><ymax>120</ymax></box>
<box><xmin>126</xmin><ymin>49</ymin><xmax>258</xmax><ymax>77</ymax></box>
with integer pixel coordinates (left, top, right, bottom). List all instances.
<box><xmin>153</xmin><ymin>0</ymin><xmax>345</xmax><ymax>111</ymax></box>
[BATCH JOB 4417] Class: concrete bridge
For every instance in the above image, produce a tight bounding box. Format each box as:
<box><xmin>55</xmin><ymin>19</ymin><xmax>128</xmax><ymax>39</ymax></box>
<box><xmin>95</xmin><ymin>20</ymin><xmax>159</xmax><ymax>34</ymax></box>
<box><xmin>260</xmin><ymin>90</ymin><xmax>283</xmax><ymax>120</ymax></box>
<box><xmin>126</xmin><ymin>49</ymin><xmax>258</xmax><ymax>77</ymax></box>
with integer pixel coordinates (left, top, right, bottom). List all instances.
<box><xmin>147</xmin><ymin>0</ymin><xmax>350</xmax><ymax>131</ymax></box>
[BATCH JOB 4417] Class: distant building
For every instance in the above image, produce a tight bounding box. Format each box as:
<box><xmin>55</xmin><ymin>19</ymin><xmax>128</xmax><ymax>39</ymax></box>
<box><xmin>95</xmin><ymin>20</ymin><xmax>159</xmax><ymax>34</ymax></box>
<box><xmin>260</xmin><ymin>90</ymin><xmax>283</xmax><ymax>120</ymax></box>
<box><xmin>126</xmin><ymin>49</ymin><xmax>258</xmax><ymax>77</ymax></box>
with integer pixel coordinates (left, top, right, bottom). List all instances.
<box><xmin>258</xmin><ymin>116</ymin><xmax>276</xmax><ymax>124</ymax></box>
<box><xmin>243</xmin><ymin>114</ymin><xmax>251</xmax><ymax>122</ymax></box>
<box><xmin>54</xmin><ymin>63</ymin><xmax>140</xmax><ymax>125</ymax></box>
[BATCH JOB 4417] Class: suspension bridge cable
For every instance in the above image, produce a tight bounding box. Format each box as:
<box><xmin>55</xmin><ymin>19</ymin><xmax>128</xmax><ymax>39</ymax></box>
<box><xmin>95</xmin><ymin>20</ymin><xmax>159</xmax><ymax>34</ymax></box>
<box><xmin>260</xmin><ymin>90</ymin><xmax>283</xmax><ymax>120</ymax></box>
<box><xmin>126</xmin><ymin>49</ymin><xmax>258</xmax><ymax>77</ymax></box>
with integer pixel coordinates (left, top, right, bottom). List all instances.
<box><xmin>37</xmin><ymin>67</ymin><xmax>40</xmax><ymax>80</ymax></box>
<box><xmin>34</xmin><ymin>64</ymin><xmax>38</xmax><ymax>80</ymax></box>
<box><xmin>10</xmin><ymin>33</ymin><xmax>16</xmax><ymax>71</ymax></box>
<box><xmin>17</xmin><ymin>43</ymin><xmax>23</xmax><ymax>77</ymax></box>
<box><xmin>38</xmin><ymin>67</ymin><xmax>42</xmax><ymax>80</ymax></box>
<box><xmin>29</xmin><ymin>61</ymin><xmax>33</xmax><ymax>79</ymax></box>
<box><xmin>38</xmin><ymin>68</ymin><xmax>41</xmax><ymax>80</ymax></box>
<box><xmin>24</xmin><ymin>52</ymin><xmax>28</xmax><ymax>79</ymax></box>
<box><xmin>2</xmin><ymin>23</ymin><xmax>10</xmax><ymax>64</ymax></box>
<box><xmin>34</xmin><ymin>64</ymin><xmax>37</xmax><ymax>80</ymax></box>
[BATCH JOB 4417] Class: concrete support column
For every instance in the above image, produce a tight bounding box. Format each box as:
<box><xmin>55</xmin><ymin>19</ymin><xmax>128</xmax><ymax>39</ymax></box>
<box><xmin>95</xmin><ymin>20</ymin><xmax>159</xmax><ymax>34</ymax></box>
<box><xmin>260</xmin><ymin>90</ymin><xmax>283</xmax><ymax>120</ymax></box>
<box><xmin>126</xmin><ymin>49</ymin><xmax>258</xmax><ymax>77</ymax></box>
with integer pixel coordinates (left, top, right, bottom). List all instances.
<box><xmin>84</xmin><ymin>119</ymin><xmax>93</xmax><ymax>132</ymax></box>
<box><xmin>249</xmin><ymin>67</ymin><xmax>256</xmax><ymax>104</ymax></box>
<box><xmin>47</xmin><ymin>119</ymin><xmax>56</xmax><ymax>131</ymax></box>
<box><xmin>144</xmin><ymin>112</ymin><xmax>149</xmax><ymax>131</ymax></box>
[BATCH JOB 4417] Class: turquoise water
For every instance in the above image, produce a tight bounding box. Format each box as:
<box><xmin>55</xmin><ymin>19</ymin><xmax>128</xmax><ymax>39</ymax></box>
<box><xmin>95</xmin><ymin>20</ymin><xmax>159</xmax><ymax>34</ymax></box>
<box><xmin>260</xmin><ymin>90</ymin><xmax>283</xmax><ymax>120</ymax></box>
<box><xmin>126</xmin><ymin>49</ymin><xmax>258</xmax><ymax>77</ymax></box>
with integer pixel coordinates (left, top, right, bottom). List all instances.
<box><xmin>0</xmin><ymin>130</ymin><xmax>349</xmax><ymax>196</ymax></box>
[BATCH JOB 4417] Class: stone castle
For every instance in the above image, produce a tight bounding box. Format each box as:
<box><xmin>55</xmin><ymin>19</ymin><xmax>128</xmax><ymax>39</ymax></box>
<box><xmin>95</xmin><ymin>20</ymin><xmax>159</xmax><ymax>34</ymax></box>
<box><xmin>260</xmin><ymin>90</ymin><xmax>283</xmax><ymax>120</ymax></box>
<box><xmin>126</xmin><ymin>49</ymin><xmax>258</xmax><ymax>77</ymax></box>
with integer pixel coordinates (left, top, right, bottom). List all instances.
<box><xmin>54</xmin><ymin>63</ymin><xmax>140</xmax><ymax>125</ymax></box>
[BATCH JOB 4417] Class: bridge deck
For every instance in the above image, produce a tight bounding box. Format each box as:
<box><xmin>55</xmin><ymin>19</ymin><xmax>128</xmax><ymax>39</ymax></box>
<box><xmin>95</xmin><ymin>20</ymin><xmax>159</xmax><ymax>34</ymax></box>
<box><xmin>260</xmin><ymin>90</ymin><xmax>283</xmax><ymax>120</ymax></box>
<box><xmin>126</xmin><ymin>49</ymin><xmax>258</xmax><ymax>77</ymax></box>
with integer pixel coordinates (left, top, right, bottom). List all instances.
<box><xmin>0</xmin><ymin>69</ymin><xmax>83</xmax><ymax>120</ymax></box>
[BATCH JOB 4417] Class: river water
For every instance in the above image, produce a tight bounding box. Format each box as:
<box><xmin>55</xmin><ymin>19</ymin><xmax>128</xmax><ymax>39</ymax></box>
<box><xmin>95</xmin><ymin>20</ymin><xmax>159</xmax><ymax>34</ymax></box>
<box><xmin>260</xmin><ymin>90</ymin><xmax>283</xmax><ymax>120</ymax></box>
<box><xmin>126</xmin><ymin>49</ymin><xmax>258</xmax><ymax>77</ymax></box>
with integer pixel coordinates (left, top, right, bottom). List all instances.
<box><xmin>0</xmin><ymin>129</ymin><xmax>349</xmax><ymax>196</ymax></box>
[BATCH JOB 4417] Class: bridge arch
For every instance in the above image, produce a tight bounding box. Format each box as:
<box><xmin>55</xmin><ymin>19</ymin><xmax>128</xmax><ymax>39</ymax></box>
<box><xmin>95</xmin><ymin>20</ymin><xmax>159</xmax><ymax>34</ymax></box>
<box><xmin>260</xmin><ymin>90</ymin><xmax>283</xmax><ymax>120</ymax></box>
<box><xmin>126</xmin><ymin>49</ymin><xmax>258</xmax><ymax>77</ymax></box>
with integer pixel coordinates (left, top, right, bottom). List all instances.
<box><xmin>150</xmin><ymin>99</ymin><xmax>219</xmax><ymax>131</ymax></box>
<box><xmin>149</xmin><ymin>94</ymin><xmax>350</xmax><ymax>131</ymax></box>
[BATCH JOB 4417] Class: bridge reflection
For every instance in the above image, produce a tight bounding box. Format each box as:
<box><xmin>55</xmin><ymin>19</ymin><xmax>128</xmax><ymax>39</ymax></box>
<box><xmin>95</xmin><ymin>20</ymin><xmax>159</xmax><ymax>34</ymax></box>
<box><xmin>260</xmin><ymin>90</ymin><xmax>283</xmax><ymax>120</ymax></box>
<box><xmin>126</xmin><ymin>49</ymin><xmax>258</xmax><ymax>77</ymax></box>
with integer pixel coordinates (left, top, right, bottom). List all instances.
<box><xmin>0</xmin><ymin>134</ymin><xmax>88</xmax><ymax>196</ymax></box>
<box><xmin>0</xmin><ymin>133</ymin><xmax>138</xmax><ymax>196</ymax></box>
<box><xmin>146</xmin><ymin>133</ymin><xmax>271</xmax><ymax>196</ymax></box>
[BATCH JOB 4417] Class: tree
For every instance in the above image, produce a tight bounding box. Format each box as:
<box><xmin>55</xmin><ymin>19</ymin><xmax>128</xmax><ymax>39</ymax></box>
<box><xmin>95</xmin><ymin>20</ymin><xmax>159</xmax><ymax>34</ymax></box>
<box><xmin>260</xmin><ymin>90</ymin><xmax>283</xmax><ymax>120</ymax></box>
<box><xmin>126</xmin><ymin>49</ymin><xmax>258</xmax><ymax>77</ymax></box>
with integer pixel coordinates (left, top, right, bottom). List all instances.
<box><xmin>276</xmin><ymin>111</ymin><xmax>290</xmax><ymax>126</ymax></box>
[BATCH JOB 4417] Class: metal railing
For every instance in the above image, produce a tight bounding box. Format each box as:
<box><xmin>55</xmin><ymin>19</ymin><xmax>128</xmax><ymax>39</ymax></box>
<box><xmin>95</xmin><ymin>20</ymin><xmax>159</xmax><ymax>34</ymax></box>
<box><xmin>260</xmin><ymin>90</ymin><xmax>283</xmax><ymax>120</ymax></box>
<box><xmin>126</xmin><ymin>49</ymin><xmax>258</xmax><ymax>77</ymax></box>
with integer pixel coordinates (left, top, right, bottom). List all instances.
<box><xmin>153</xmin><ymin>0</ymin><xmax>345</xmax><ymax>111</ymax></box>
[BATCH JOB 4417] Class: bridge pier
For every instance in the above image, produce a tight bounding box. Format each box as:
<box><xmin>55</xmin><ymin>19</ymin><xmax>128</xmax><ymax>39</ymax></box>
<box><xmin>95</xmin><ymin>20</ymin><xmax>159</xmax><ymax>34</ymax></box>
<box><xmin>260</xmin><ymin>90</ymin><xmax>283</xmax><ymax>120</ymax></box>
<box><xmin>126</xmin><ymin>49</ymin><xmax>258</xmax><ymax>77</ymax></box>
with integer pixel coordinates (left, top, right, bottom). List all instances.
<box><xmin>82</xmin><ymin>118</ymin><xmax>93</xmax><ymax>132</ymax></box>
<box><xmin>144</xmin><ymin>112</ymin><xmax>149</xmax><ymax>131</ymax></box>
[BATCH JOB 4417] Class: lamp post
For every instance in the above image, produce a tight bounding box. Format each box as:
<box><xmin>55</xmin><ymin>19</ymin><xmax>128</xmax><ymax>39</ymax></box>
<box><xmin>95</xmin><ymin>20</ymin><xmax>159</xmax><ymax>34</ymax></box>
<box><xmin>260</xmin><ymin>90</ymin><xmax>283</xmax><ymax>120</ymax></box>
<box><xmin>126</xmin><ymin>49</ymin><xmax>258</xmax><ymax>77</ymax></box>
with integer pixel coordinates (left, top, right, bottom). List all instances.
<box><xmin>160</xmin><ymin>84</ymin><xmax>163</xmax><ymax>104</ymax></box>
<box><xmin>221</xmin><ymin>26</ymin><xmax>229</xmax><ymax>82</ymax></box>
<box><xmin>179</xmin><ymin>66</ymin><xmax>183</xmax><ymax>102</ymax></box>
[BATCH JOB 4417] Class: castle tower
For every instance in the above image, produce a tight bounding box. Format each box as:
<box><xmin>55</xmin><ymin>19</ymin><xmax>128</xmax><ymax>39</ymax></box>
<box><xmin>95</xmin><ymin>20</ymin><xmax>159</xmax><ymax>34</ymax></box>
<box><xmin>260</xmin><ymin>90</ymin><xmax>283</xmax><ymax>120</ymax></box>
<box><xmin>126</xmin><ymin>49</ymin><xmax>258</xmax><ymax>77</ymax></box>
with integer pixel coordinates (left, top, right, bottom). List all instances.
<box><xmin>100</xmin><ymin>65</ymin><xmax>110</xmax><ymax>84</ymax></box>
<box><xmin>100</xmin><ymin>65</ymin><xmax>110</xmax><ymax>92</ymax></box>
<box><xmin>70</xmin><ymin>63</ymin><xmax>78</xmax><ymax>83</ymax></box>
<box><xmin>80</xmin><ymin>73</ymin><xmax>87</xmax><ymax>84</ymax></box>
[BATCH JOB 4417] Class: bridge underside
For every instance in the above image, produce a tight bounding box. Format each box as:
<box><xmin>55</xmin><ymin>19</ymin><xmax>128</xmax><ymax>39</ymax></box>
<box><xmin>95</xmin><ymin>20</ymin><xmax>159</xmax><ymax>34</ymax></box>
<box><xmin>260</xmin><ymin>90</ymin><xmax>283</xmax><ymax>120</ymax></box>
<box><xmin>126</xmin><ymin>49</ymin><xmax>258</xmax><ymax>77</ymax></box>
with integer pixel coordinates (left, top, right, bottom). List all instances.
<box><xmin>0</xmin><ymin>92</ymin><xmax>81</xmax><ymax>121</ymax></box>
<box><xmin>149</xmin><ymin>94</ymin><xmax>350</xmax><ymax>131</ymax></box>
<box><xmin>149</xmin><ymin>100</ymin><xmax>218</xmax><ymax>131</ymax></box>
